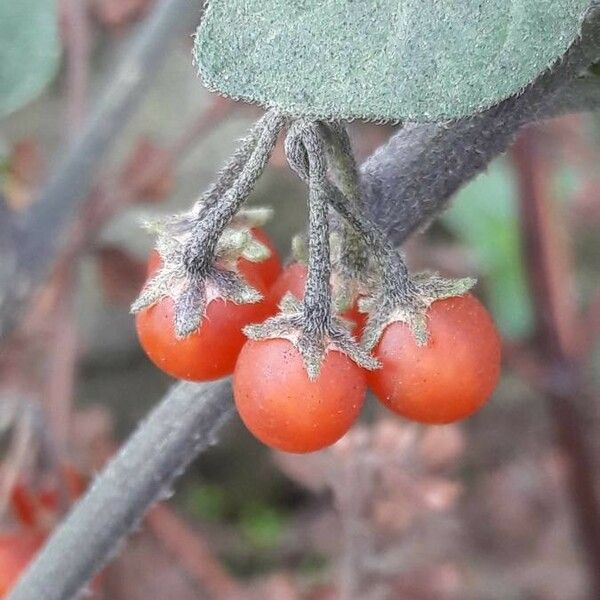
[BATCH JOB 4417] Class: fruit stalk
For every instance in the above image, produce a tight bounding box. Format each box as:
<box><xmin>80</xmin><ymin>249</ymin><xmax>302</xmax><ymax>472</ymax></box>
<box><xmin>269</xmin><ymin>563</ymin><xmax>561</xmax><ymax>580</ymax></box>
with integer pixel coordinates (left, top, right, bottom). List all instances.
<box><xmin>302</xmin><ymin>135</ymin><xmax>333</xmax><ymax>332</ymax></box>
<box><xmin>183</xmin><ymin>110</ymin><xmax>285</xmax><ymax>276</ymax></box>
<box><xmin>325</xmin><ymin>180</ymin><xmax>416</xmax><ymax>303</ymax></box>
<box><xmin>322</xmin><ymin>123</ymin><xmax>369</xmax><ymax>277</ymax></box>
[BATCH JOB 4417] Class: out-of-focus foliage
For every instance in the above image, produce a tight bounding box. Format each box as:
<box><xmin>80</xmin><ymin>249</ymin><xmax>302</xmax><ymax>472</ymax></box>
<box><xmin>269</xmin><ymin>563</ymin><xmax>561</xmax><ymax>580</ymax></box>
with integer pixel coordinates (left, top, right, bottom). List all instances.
<box><xmin>0</xmin><ymin>0</ymin><xmax>60</xmax><ymax>119</ymax></box>
<box><xmin>443</xmin><ymin>160</ymin><xmax>534</xmax><ymax>339</ymax></box>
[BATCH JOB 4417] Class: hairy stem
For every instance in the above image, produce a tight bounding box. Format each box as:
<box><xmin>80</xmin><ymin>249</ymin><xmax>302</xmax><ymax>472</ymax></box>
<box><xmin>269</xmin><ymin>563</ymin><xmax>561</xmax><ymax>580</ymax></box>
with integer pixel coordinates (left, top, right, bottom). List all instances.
<box><xmin>324</xmin><ymin>123</ymin><xmax>363</xmax><ymax>206</ymax></box>
<box><xmin>284</xmin><ymin>120</ymin><xmax>334</xmax><ymax>331</ymax></box>
<box><xmin>8</xmin><ymin>380</ymin><xmax>234</xmax><ymax>600</ymax></box>
<box><xmin>325</xmin><ymin>181</ymin><xmax>414</xmax><ymax>302</ymax></box>
<box><xmin>183</xmin><ymin>110</ymin><xmax>285</xmax><ymax>275</ymax></box>
<box><xmin>323</xmin><ymin>123</ymin><xmax>369</xmax><ymax>276</ymax></box>
<box><xmin>303</xmin><ymin>176</ymin><xmax>333</xmax><ymax>332</ymax></box>
<box><xmin>187</xmin><ymin>110</ymin><xmax>271</xmax><ymax>221</ymax></box>
<box><xmin>284</xmin><ymin>121</ymin><xmax>335</xmax><ymax>332</ymax></box>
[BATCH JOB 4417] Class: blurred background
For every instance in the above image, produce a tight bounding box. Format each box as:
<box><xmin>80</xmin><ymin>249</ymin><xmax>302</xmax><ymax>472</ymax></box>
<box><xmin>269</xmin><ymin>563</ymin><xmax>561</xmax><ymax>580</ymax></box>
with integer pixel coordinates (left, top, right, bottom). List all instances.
<box><xmin>0</xmin><ymin>1</ymin><xmax>599</xmax><ymax>599</ymax></box>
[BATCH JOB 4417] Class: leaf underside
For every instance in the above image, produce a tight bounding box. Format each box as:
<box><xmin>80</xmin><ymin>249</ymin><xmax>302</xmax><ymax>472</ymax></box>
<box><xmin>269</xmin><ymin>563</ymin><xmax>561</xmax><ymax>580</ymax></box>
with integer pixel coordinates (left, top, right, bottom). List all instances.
<box><xmin>195</xmin><ymin>0</ymin><xmax>591</xmax><ymax>122</ymax></box>
<box><xmin>0</xmin><ymin>0</ymin><xmax>60</xmax><ymax>119</ymax></box>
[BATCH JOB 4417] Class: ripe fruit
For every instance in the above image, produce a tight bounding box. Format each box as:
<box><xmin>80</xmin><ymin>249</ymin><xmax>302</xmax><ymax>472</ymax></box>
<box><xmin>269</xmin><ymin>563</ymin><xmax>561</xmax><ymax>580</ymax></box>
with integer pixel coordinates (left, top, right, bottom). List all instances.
<box><xmin>137</xmin><ymin>292</ymin><xmax>274</xmax><ymax>381</ymax></box>
<box><xmin>268</xmin><ymin>263</ymin><xmax>366</xmax><ymax>334</ymax></box>
<box><xmin>0</xmin><ymin>532</ymin><xmax>45</xmax><ymax>596</ymax></box>
<box><xmin>139</xmin><ymin>238</ymin><xmax>279</xmax><ymax>381</ymax></box>
<box><xmin>136</xmin><ymin>264</ymin><xmax>274</xmax><ymax>381</ymax></box>
<box><xmin>368</xmin><ymin>294</ymin><xmax>501</xmax><ymax>424</ymax></box>
<box><xmin>234</xmin><ymin>338</ymin><xmax>367</xmax><ymax>452</ymax></box>
<box><xmin>267</xmin><ymin>261</ymin><xmax>307</xmax><ymax>306</ymax></box>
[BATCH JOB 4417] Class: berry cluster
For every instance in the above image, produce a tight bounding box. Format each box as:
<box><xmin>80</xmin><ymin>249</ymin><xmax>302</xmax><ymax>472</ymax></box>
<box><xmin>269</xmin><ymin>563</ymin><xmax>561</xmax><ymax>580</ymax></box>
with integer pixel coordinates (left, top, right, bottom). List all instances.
<box><xmin>133</xmin><ymin>114</ymin><xmax>501</xmax><ymax>454</ymax></box>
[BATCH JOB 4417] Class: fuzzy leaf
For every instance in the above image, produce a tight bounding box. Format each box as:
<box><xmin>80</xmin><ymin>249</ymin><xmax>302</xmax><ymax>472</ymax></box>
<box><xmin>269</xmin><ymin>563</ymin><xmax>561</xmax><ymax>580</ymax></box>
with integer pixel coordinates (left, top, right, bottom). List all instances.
<box><xmin>195</xmin><ymin>0</ymin><xmax>591</xmax><ymax>122</ymax></box>
<box><xmin>0</xmin><ymin>0</ymin><xmax>60</xmax><ymax>119</ymax></box>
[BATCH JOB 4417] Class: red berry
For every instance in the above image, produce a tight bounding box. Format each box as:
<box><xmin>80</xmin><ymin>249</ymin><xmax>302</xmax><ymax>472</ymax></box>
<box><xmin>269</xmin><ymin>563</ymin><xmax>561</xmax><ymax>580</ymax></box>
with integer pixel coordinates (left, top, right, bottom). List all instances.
<box><xmin>234</xmin><ymin>338</ymin><xmax>367</xmax><ymax>452</ymax></box>
<box><xmin>368</xmin><ymin>294</ymin><xmax>501</xmax><ymax>424</ymax></box>
<box><xmin>0</xmin><ymin>532</ymin><xmax>45</xmax><ymax>596</ymax></box>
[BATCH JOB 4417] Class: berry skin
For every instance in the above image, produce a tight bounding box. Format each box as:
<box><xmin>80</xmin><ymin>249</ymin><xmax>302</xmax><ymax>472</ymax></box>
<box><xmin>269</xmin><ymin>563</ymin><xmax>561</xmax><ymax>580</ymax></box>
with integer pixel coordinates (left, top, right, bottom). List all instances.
<box><xmin>136</xmin><ymin>287</ymin><xmax>274</xmax><ymax>381</ymax></box>
<box><xmin>0</xmin><ymin>532</ymin><xmax>45</xmax><ymax>596</ymax></box>
<box><xmin>268</xmin><ymin>263</ymin><xmax>366</xmax><ymax>334</ymax></box>
<box><xmin>368</xmin><ymin>294</ymin><xmax>501</xmax><ymax>424</ymax></box>
<box><xmin>233</xmin><ymin>338</ymin><xmax>367</xmax><ymax>453</ymax></box>
<box><xmin>267</xmin><ymin>261</ymin><xmax>307</xmax><ymax>306</ymax></box>
<box><xmin>138</xmin><ymin>243</ymin><xmax>278</xmax><ymax>381</ymax></box>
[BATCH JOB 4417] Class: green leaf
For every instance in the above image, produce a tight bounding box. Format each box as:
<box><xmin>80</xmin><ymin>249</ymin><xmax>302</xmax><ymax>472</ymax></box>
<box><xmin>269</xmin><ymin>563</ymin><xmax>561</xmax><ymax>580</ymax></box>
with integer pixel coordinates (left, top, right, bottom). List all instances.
<box><xmin>442</xmin><ymin>160</ymin><xmax>534</xmax><ymax>339</ymax></box>
<box><xmin>239</xmin><ymin>503</ymin><xmax>284</xmax><ymax>550</ymax></box>
<box><xmin>0</xmin><ymin>0</ymin><xmax>60</xmax><ymax>119</ymax></box>
<box><xmin>195</xmin><ymin>0</ymin><xmax>591</xmax><ymax>122</ymax></box>
<box><xmin>184</xmin><ymin>483</ymin><xmax>228</xmax><ymax>522</ymax></box>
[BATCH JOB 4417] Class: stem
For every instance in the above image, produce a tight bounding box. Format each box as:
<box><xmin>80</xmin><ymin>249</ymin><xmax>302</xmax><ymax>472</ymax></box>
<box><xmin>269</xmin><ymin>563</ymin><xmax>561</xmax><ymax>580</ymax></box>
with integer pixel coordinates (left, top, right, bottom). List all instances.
<box><xmin>511</xmin><ymin>130</ymin><xmax>600</xmax><ymax>600</ymax></box>
<box><xmin>322</xmin><ymin>123</ymin><xmax>369</xmax><ymax>276</ymax></box>
<box><xmin>183</xmin><ymin>110</ymin><xmax>285</xmax><ymax>275</ymax></box>
<box><xmin>45</xmin><ymin>265</ymin><xmax>78</xmax><ymax>456</ymax></box>
<box><xmin>287</xmin><ymin>121</ymin><xmax>413</xmax><ymax>306</ymax></box>
<box><xmin>324</xmin><ymin>123</ymin><xmax>363</xmax><ymax>206</ymax></box>
<box><xmin>8</xmin><ymin>380</ymin><xmax>234</xmax><ymax>600</ymax></box>
<box><xmin>303</xmin><ymin>180</ymin><xmax>332</xmax><ymax>332</ymax></box>
<box><xmin>283</xmin><ymin>120</ymin><xmax>333</xmax><ymax>331</ymax></box>
<box><xmin>187</xmin><ymin>109</ymin><xmax>271</xmax><ymax>222</ymax></box>
<box><xmin>325</xmin><ymin>181</ymin><xmax>414</xmax><ymax>301</ymax></box>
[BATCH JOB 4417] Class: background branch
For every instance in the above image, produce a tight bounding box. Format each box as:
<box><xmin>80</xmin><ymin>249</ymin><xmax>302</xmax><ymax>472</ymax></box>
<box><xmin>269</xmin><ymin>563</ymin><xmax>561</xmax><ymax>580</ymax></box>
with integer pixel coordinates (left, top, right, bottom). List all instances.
<box><xmin>59</xmin><ymin>0</ymin><xmax>91</xmax><ymax>138</ymax></box>
<box><xmin>9</xmin><ymin>380</ymin><xmax>234</xmax><ymax>600</ymax></box>
<box><xmin>0</xmin><ymin>0</ymin><xmax>198</xmax><ymax>340</ymax></box>
<box><xmin>511</xmin><ymin>130</ymin><xmax>600</xmax><ymax>599</ymax></box>
<box><xmin>145</xmin><ymin>503</ymin><xmax>243</xmax><ymax>599</ymax></box>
